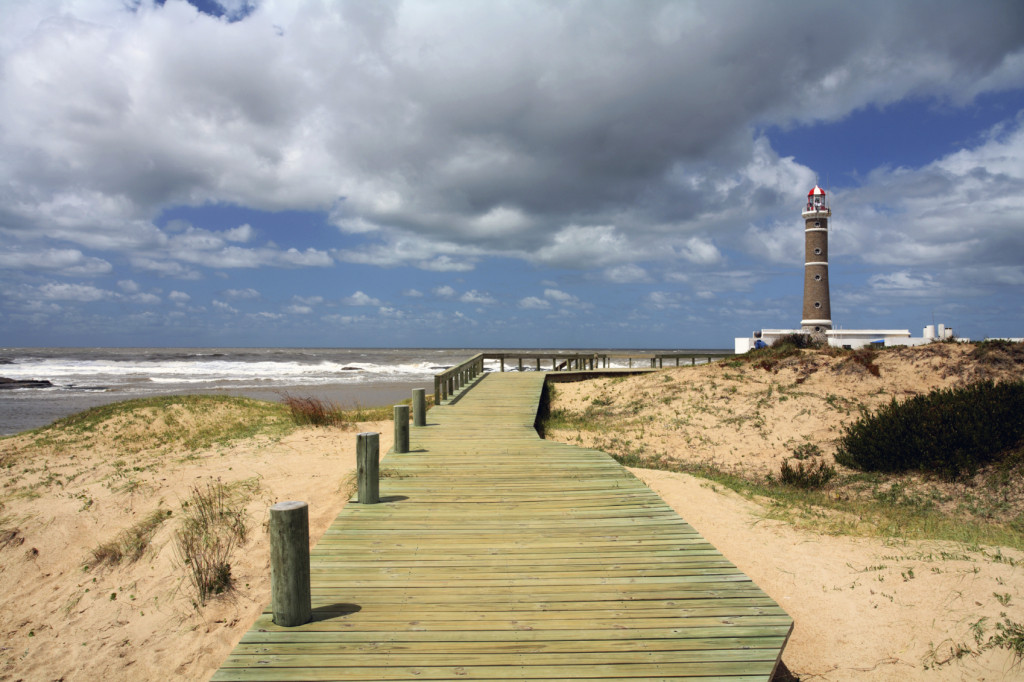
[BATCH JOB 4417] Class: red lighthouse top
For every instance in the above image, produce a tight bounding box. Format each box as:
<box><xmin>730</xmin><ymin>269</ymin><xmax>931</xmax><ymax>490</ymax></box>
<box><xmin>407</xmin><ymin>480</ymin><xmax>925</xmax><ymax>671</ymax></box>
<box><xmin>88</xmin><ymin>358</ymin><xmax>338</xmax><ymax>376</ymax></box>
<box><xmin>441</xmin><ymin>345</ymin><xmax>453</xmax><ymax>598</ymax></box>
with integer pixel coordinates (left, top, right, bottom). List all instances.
<box><xmin>805</xmin><ymin>185</ymin><xmax>828</xmax><ymax>212</ymax></box>
<box><xmin>803</xmin><ymin>184</ymin><xmax>830</xmax><ymax>216</ymax></box>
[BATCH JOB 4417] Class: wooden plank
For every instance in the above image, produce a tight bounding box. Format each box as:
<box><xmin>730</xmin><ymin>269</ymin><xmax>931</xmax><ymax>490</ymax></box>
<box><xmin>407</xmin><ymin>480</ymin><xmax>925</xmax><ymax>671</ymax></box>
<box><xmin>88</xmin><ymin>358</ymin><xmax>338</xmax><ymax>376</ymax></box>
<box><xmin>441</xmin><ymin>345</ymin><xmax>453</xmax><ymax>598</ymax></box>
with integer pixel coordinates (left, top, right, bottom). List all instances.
<box><xmin>213</xmin><ymin>372</ymin><xmax>792</xmax><ymax>681</ymax></box>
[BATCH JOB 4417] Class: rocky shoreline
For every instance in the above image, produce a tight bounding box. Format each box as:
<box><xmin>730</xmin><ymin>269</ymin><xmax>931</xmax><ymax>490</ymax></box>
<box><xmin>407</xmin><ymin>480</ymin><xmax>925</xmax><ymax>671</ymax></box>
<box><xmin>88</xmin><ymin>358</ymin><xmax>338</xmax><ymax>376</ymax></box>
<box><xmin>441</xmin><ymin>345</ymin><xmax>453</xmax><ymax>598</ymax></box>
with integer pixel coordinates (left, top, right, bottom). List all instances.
<box><xmin>0</xmin><ymin>377</ymin><xmax>54</xmax><ymax>389</ymax></box>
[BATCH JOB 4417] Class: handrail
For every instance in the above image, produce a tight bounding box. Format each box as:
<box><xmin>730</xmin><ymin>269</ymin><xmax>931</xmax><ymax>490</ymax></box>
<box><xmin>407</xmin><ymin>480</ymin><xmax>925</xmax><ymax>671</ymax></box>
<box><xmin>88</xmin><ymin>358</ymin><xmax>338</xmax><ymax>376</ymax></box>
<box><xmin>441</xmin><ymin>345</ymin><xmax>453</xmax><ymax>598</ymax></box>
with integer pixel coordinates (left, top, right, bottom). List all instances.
<box><xmin>432</xmin><ymin>351</ymin><xmax>735</xmax><ymax>401</ymax></box>
<box><xmin>433</xmin><ymin>353</ymin><xmax>485</xmax><ymax>403</ymax></box>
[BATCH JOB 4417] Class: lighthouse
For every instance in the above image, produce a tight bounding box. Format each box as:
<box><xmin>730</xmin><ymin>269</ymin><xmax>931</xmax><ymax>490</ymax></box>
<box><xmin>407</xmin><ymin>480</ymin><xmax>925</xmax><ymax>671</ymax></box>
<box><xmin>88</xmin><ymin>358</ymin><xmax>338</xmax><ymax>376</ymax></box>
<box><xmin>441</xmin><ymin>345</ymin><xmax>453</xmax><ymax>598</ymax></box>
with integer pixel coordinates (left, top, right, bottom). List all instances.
<box><xmin>801</xmin><ymin>185</ymin><xmax>832</xmax><ymax>334</ymax></box>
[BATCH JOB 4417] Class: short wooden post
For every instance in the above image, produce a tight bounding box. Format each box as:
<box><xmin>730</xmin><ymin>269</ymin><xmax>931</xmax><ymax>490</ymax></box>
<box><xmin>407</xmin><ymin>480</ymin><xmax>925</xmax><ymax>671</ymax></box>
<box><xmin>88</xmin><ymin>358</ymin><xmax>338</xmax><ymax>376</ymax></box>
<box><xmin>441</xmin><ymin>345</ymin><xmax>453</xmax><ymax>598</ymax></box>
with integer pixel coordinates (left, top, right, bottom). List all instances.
<box><xmin>394</xmin><ymin>405</ymin><xmax>409</xmax><ymax>454</ymax></box>
<box><xmin>692</xmin><ymin>357</ymin><xmax>696</xmax><ymax>366</ymax></box>
<box><xmin>518</xmin><ymin>358</ymin><xmax>523</xmax><ymax>371</ymax></box>
<box><xmin>270</xmin><ymin>501</ymin><xmax>312</xmax><ymax>627</ymax></box>
<box><xmin>412</xmin><ymin>388</ymin><xmax>426</xmax><ymax>427</ymax></box>
<box><xmin>536</xmin><ymin>358</ymin><xmax>541</xmax><ymax>371</ymax></box>
<box><xmin>357</xmin><ymin>432</ymin><xmax>380</xmax><ymax>504</ymax></box>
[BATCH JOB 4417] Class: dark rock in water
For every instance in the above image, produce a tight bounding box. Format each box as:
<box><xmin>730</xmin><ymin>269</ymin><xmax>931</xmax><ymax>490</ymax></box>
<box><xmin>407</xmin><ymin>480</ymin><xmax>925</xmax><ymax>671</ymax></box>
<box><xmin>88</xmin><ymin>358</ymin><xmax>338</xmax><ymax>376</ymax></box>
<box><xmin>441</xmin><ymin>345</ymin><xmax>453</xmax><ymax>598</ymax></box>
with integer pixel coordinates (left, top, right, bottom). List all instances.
<box><xmin>0</xmin><ymin>358</ymin><xmax>13</xmax><ymax>365</ymax></box>
<box><xmin>0</xmin><ymin>377</ymin><xmax>54</xmax><ymax>389</ymax></box>
<box><xmin>340</xmin><ymin>366</ymin><xmax>362</xmax><ymax>371</ymax></box>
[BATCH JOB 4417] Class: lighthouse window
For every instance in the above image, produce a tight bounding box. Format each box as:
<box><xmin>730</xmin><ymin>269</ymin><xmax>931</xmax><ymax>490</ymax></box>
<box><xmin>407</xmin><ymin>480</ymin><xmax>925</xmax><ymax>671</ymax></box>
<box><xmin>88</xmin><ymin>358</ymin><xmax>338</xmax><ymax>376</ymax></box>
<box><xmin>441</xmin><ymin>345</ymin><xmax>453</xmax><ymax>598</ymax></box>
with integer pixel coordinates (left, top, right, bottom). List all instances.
<box><xmin>814</xmin><ymin>221</ymin><xmax>821</xmax><ymax>228</ymax></box>
<box><xmin>814</xmin><ymin>301</ymin><xmax>821</xmax><ymax>309</ymax></box>
<box><xmin>814</xmin><ymin>274</ymin><xmax>822</xmax><ymax>281</ymax></box>
<box><xmin>814</xmin><ymin>248</ymin><xmax>822</xmax><ymax>255</ymax></box>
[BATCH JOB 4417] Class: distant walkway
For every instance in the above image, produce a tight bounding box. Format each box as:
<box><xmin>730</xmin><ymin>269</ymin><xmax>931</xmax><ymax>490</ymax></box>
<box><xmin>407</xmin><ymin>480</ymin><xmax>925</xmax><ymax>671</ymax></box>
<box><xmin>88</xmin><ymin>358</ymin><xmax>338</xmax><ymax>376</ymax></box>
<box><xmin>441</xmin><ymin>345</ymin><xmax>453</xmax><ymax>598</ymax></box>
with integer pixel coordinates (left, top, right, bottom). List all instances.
<box><xmin>214</xmin><ymin>372</ymin><xmax>792</xmax><ymax>681</ymax></box>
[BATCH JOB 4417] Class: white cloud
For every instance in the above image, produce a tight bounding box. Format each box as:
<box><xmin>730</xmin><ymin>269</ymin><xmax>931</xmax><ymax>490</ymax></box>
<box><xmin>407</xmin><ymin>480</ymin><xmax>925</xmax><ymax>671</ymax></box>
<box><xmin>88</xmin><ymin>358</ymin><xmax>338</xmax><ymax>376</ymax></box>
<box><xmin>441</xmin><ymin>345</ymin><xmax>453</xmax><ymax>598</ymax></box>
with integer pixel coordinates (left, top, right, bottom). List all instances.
<box><xmin>129</xmin><ymin>292</ymin><xmax>161</xmax><ymax>305</ymax></box>
<box><xmin>433</xmin><ymin>285</ymin><xmax>456</xmax><ymax>298</ymax></box>
<box><xmin>543</xmin><ymin>288</ymin><xmax>578</xmax><ymax>304</ymax></box>
<box><xmin>604</xmin><ymin>264</ymin><xmax>650</xmax><ymax>283</ymax></box>
<box><xmin>212</xmin><ymin>299</ymin><xmax>239</xmax><ymax>313</ymax></box>
<box><xmin>344</xmin><ymin>290</ymin><xmax>382</xmax><ymax>306</ymax></box>
<box><xmin>403</xmin><ymin>288</ymin><xmax>424</xmax><ymax>297</ymax></box>
<box><xmin>118</xmin><ymin>279</ymin><xmax>140</xmax><ymax>293</ymax></box>
<box><xmin>224</xmin><ymin>223</ymin><xmax>254</xmax><ymax>242</ymax></box>
<box><xmin>518</xmin><ymin>296</ymin><xmax>550</xmax><ymax>309</ymax></box>
<box><xmin>224</xmin><ymin>288</ymin><xmax>261</xmax><ymax>299</ymax></box>
<box><xmin>169</xmin><ymin>290</ymin><xmax>191</xmax><ymax>303</ymax></box>
<box><xmin>678</xmin><ymin>237</ymin><xmax>721</xmax><ymax>265</ymax></box>
<box><xmin>868</xmin><ymin>271</ymin><xmax>941</xmax><ymax>297</ymax></box>
<box><xmin>460</xmin><ymin>290</ymin><xmax>496</xmax><ymax>305</ymax></box>
<box><xmin>647</xmin><ymin>291</ymin><xmax>684</xmax><ymax>309</ymax></box>
<box><xmin>285</xmin><ymin>304</ymin><xmax>313</xmax><ymax>314</ymax></box>
<box><xmin>0</xmin><ymin>248</ymin><xmax>112</xmax><ymax>276</ymax></box>
<box><xmin>38</xmin><ymin>282</ymin><xmax>113</xmax><ymax>302</ymax></box>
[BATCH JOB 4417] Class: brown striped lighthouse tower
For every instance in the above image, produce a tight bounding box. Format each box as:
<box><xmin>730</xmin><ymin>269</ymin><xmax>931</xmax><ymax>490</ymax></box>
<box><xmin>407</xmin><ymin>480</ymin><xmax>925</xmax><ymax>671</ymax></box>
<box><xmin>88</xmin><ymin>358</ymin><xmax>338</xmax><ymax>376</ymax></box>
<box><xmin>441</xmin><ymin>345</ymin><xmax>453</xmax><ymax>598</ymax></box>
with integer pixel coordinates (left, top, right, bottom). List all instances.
<box><xmin>801</xmin><ymin>185</ymin><xmax>832</xmax><ymax>334</ymax></box>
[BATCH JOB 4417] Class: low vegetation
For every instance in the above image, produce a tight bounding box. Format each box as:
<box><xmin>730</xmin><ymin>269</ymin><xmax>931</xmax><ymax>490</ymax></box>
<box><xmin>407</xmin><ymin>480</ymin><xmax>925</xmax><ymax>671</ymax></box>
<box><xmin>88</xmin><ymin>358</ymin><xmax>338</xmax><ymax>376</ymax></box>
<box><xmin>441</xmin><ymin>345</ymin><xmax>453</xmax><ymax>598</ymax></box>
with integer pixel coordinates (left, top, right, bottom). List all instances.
<box><xmin>90</xmin><ymin>508</ymin><xmax>172</xmax><ymax>566</ymax></box>
<box><xmin>281</xmin><ymin>392</ymin><xmax>431</xmax><ymax>427</ymax></box>
<box><xmin>173</xmin><ymin>479</ymin><xmax>260</xmax><ymax>607</ymax></box>
<box><xmin>836</xmin><ymin>380</ymin><xmax>1024</xmax><ymax>478</ymax></box>
<box><xmin>4</xmin><ymin>395</ymin><xmax>296</xmax><ymax>465</ymax></box>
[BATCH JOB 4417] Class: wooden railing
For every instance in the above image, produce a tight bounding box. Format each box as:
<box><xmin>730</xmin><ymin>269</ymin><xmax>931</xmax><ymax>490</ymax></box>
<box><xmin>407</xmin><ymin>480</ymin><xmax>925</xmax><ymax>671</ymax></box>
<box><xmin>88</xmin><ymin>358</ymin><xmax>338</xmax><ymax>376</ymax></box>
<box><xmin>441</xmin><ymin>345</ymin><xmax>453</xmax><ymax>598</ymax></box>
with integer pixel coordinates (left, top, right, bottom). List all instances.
<box><xmin>483</xmin><ymin>352</ymin><xmax>600</xmax><ymax>372</ymax></box>
<box><xmin>649</xmin><ymin>352</ymin><xmax>734</xmax><ymax>367</ymax></box>
<box><xmin>433</xmin><ymin>353</ymin><xmax>485</xmax><ymax>403</ymax></box>
<box><xmin>432</xmin><ymin>351</ymin><xmax>734</xmax><ymax>403</ymax></box>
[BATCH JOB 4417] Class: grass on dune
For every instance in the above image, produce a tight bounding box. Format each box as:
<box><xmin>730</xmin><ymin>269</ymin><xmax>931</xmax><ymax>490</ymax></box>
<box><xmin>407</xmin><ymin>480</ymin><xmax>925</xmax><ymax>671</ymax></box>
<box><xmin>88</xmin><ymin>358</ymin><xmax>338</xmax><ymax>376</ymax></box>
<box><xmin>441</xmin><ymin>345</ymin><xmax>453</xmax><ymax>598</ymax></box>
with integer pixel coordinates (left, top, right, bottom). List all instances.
<box><xmin>4</xmin><ymin>395</ymin><xmax>297</xmax><ymax>459</ymax></box>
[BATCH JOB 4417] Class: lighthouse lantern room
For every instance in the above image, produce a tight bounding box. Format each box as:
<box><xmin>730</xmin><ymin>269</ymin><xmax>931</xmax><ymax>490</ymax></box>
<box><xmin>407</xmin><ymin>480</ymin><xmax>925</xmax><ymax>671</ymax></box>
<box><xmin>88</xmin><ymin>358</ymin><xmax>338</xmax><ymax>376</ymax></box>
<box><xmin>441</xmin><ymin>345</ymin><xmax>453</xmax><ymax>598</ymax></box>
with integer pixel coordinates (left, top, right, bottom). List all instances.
<box><xmin>800</xmin><ymin>184</ymin><xmax>832</xmax><ymax>334</ymax></box>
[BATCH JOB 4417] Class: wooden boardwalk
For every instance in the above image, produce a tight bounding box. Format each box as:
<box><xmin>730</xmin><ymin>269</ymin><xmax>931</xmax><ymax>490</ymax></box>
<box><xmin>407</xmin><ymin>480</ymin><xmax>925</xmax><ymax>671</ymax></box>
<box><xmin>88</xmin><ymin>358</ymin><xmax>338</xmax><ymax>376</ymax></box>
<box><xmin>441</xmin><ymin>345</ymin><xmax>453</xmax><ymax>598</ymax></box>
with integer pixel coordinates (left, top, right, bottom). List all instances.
<box><xmin>214</xmin><ymin>372</ymin><xmax>792</xmax><ymax>681</ymax></box>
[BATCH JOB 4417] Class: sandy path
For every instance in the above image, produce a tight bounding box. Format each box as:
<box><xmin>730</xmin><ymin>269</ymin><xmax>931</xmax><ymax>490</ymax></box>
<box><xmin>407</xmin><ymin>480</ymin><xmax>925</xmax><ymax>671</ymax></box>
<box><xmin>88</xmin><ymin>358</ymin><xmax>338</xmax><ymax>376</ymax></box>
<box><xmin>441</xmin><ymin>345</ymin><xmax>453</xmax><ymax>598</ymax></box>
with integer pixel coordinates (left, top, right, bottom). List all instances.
<box><xmin>633</xmin><ymin>467</ymin><xmax>1024</xmax><ymax>680</ymax></box>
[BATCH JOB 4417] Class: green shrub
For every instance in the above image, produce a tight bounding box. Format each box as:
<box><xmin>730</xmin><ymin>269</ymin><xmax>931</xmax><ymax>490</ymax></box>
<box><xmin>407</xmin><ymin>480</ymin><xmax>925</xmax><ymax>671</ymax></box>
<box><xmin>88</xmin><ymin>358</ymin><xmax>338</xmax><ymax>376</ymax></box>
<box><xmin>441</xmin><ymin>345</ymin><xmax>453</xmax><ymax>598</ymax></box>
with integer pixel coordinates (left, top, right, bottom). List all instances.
<box><xmin>835</xmin><ymin>380</ymin><xmax>1024</xmax><ymax>479</ymax></box>
<box><xmin>779</xmin><ymin>458</ymin><xmax>836</xmax><ymax>488</ymax></box>
<box><xmin>791</xmin><ymin>442</ymin><xmax>822</xmax><ymax>460</ymax></box>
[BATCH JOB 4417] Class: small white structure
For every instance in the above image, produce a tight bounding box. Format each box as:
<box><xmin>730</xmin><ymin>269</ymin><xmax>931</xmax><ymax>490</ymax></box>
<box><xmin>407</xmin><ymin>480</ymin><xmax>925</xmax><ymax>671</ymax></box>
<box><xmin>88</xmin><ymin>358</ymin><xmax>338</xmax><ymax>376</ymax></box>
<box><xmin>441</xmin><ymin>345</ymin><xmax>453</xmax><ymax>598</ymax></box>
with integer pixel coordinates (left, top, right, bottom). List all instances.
<box><xmin>734</xmin><ymin>324</ymin><xmax>965</xmax><ymax>353</ymax></box>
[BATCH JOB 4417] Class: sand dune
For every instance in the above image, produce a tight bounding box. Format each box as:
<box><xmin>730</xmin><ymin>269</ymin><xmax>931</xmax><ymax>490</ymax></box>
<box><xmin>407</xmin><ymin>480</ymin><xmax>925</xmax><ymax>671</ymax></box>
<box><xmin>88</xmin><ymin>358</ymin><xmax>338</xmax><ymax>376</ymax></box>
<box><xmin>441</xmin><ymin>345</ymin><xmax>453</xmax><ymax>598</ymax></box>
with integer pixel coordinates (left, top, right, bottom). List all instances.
<box><xmin>1</xmin><ymin>342</ymin><xmax>1022</xmax><ymax>681</ymax></box>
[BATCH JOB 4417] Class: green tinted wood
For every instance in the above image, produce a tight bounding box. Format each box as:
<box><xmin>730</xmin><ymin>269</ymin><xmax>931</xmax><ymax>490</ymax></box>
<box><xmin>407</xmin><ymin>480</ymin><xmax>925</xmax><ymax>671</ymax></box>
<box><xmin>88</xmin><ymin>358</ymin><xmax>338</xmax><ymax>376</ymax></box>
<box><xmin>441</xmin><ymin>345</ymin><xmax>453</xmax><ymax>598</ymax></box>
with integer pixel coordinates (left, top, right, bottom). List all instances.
<box><xmin>213</xmin><ymin>372</ymin><xmax>791</xmax><ymax>681</ymax></box>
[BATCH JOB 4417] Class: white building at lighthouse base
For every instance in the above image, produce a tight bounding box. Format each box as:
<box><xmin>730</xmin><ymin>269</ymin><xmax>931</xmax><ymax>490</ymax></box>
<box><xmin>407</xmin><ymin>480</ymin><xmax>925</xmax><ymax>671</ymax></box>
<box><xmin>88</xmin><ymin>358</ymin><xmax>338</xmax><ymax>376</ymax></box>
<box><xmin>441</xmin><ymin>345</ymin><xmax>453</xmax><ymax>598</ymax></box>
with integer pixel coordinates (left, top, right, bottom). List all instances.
<box><xmin>734</xmin><ymin>324</ymin><xmax>964</xmax><ymax>354</ymax></box>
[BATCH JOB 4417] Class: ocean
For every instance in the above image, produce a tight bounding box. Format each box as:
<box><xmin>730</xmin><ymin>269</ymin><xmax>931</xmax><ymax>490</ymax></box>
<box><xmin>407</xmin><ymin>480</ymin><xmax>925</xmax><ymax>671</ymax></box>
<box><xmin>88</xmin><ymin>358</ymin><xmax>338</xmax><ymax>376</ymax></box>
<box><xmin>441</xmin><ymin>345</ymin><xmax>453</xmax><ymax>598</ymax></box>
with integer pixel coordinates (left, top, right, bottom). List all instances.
<box><xmin>0</xmin><ymin>347</ymin><xmax>724</xmax><ymax>436</ymax></box>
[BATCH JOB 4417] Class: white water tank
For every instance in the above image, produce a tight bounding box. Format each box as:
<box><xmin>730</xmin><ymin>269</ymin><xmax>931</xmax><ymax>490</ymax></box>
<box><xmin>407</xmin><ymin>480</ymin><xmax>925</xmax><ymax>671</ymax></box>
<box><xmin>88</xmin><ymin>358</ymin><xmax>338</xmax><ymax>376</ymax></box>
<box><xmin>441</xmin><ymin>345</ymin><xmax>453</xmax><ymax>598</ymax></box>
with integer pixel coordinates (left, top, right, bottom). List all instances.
<box><xmin>924</xmin><ymin>325</ymin><xmax>936</xmax><ymax>339</ymax></box>
<box><xmin>938</xmin><ymin>323</ymin><xmax>946</xmax><ymax>338</ymax></box>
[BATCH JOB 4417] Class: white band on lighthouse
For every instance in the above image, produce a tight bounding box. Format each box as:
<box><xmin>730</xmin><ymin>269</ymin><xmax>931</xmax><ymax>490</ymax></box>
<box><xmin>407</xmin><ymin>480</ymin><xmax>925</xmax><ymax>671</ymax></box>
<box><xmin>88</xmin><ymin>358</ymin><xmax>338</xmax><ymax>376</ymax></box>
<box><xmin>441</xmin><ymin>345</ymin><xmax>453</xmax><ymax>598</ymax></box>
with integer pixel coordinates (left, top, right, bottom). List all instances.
<box><xmin>801</xmin><ymin>319</ymin><xmax>833</xmax><ymax>326</ymax></box>
<box><xmin>804</xmin><ymin>261</ymin><xmax>828</xmax><ymax>266</ymax></box>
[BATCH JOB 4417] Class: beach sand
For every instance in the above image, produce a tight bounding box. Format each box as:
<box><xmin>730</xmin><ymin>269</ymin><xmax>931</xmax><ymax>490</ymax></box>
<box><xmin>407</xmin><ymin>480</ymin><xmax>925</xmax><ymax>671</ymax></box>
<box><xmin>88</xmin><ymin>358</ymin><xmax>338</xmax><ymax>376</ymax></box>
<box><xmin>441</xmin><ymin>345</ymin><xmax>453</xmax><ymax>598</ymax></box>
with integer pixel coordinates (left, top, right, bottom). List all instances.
<box><xmin>0</xmin><ymin>406</ymin><xmax>392</xmax><ymax>681</ymax></box>
<box><xmin>1</xmin><ymin>342</ymin><xmax>1023</xmax><ymax>680</ymax></box>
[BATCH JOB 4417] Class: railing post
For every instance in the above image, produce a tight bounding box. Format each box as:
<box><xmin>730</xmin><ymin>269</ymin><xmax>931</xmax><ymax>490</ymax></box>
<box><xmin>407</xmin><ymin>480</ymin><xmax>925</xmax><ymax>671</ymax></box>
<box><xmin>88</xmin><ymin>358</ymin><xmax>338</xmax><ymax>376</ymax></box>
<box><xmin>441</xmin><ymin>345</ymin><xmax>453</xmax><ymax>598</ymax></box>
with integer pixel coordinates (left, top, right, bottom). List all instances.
<box><xmin>270</xmin><ymin>501</ymin><xmax>312</xmax><ymax>627</ymax></box>
<box><xmin>357</xmin><ymin>432</ymin><xmax>380</xmax><ymax>504</ymax></box>
<box><xmin>412</xmin><ymin>388</ymin><xmax>426</xmax><ymax>427</ymax></box>
<box><xmin>394</xmin><ymin>405</ymin><xmax>409</xmax><ymax>454</ymax></box>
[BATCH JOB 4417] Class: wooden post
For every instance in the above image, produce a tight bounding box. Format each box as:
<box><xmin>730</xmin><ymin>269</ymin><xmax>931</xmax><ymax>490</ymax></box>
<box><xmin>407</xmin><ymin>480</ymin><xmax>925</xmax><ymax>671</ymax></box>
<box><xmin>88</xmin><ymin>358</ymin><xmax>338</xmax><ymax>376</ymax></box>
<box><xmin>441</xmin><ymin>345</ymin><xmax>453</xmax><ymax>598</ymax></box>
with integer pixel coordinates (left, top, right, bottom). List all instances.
<box><xmin>518</xmin><ymin>357</ymin><xmax>523</xmax><ymax>372</ymax></box>
<box><xmin>394</xmin><ymin>405</ymin><xmax>409</xmax><ymax>453</ymax></box>
<box><xmin>692</xmin><ymin>357</ymin><xmax>696</xmax><ymax>366</ymax></box>
<box><xmin>357</xmin><ymin>432</ymin><xmax>380</xmax><ymax>504</ymax></box>
<box><xmin>270</xmin><ymin>501</ymin><xmax>312</xmax><ymax>627</ymax></box>
<box><xmin>412</xmin><ymin>388</ymin><xmax>426</xmax><ymax>427</ymax></box>
<box><xmin>536</xmin><ymin>358</ymin><xmax>541</xmax><ymax>371</ymax></box>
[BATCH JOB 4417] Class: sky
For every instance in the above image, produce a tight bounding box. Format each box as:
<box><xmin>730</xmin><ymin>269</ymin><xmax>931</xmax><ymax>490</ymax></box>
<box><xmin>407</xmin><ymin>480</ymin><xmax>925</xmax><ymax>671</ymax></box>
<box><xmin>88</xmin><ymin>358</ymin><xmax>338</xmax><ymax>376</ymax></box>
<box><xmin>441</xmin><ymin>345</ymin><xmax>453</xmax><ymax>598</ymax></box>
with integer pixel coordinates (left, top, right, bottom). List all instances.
<box><xmin>1</xmin><ymin>0</ymin><xmax>1023</xmax><ymax>349</ymax></box>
